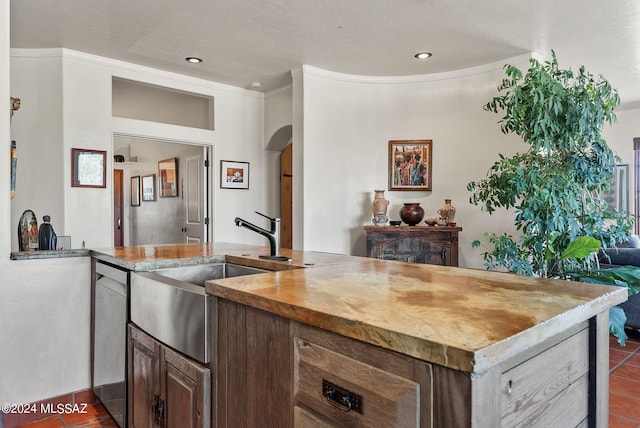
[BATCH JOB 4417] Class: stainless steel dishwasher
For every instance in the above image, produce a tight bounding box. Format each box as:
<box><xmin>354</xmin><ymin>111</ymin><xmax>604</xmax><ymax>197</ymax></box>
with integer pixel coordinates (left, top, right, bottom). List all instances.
<box><xmin>93</xmin><ymin>261</ymin><xmax>128</xmax><ymax>428</ymax></box>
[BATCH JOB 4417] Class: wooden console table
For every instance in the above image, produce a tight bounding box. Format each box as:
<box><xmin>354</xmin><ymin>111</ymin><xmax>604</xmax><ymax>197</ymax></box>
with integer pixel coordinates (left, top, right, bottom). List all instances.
<box><xmin>365</xmin><ymin>225</ymin><xmax>462</xmax><ymax>266</ymax></box>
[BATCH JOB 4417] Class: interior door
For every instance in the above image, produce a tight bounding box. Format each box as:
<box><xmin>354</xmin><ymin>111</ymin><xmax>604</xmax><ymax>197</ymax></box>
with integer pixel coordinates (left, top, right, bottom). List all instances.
<box><xmin>114</xmin><ymin>169</ymin><xmax>124</xmax><ymax>246</ymax></box>
<box><xmin>280</xmin><ymin>144</ymin><xmax>292</xmax><ymax>248</ymax></box>
<box><xmin>184</xmin><ymin>147</ymin><xmax>209</xmax><ymax>243</ymax></box>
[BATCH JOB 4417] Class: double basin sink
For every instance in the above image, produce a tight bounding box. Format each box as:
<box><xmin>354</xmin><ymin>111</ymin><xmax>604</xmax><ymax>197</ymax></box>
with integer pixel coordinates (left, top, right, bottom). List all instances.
<box><xmin>131</xmin><ymin>262</ymin><xmax>269</xmax><ymax>364</ymax></box>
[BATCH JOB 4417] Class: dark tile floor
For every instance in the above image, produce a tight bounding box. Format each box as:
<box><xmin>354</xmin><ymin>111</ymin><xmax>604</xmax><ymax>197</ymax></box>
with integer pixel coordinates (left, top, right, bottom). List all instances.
<box><xmin>5</xmin><ymin>333</ymin><xmax>640</xmax><ymax>427</ymax></box>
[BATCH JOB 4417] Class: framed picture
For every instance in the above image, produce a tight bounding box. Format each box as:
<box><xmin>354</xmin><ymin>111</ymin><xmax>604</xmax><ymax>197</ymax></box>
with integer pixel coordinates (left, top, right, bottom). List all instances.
<box><xmin>221</xmin><ymin>160</ymin><xmax>249</xmax><ymax>189</ymax></box>
<box><xmin>158</xmin><ymin>157</ymin><xmax>178</xmax><ymax>197</ymax></box>
<box><xmin>388</xmin><ymin>140</ymin><xmax>432</xmax><ymax>191</ymax></box>
<box><xmin>71</xmin><ymin>148</ymin><xmax>107</xmax><ymax>188</ymax></box>
<box><xmin>602</xmin><ymin>164</ymin><xmax>629</xmax><ymax>211</ymax></box>
<box><xmin>131</xmin><ymin>176</ymin><xmax>141</xmax><ymax>206</ymax></box>
<box><xmin>142</xmin><ymin>174</ymin><xmax>156</xmax><ymax>201</ymax></box>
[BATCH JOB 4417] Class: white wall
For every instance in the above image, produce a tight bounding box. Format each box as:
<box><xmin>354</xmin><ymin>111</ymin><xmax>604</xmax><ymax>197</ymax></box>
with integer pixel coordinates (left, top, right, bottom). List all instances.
<box><xmin>0</xmin><ymin>257</ymin><xmax>91</xmax><ymax>404</ymax></box>
<box><xmin>298</xmin><ymin>59</ymin><xmax>531</xmax><ymax>267</ymax></box>
<box><xmin>1</xmin><ymin>3</ymin><xmax>94</xmax><ymax>406</ymax></box>
<box><xmin>2</xmin><ymin>47</ymin><xmax>273</xmax><ymax>406</ymax></box>
<box><xmin>10</xmin><ymin>48</ymin><xmax>274</xmax><ymax>249</ymax></box>
<box><xmin>1</xmin><ymin>1</ymin><xmax>8</xmax><ymax>256</ymax></box>
<box><xmin>265</xmin><ymin>85</ymin><xmax>293</xmax><ymax>148</ymax></box>
<box><xmin>10</xmin><ymin>52</ymin><xmax>64</xmax><ymax>251</ymax></box>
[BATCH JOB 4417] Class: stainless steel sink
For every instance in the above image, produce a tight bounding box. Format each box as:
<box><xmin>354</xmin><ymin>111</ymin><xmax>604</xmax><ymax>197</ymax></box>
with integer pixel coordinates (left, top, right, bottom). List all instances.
<box><xmin>149</xmin><ymin>262</ymin><xmax>268</xmax><ymax>286</ymax></box>
<box><xmin>130</xmin><ymin>262</ymin><xmax>268</xmax><ymax>364</ymax></box>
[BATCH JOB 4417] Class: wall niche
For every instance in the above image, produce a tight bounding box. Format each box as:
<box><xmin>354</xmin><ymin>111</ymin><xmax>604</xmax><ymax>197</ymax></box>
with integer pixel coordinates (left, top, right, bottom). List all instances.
<box><xmin>112</xmin><ymin>77</ymin><xmax>214</xmax><ymax>130</ymax></box>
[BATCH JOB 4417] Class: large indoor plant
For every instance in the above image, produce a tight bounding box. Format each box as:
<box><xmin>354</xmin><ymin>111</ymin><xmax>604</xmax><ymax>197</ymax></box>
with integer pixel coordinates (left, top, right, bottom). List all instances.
<box><xmin>467</xmin><ymin>51</ymin><xmax>637</xmax><ymax>343</ymax></box>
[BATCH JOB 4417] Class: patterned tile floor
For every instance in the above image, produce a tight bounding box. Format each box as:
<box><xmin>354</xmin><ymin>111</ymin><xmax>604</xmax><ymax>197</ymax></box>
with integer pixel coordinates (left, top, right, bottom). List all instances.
<box><xmin>3</xmin><ymin>333</ymin><xmax>640</xmax><ymax>427</ymax></box>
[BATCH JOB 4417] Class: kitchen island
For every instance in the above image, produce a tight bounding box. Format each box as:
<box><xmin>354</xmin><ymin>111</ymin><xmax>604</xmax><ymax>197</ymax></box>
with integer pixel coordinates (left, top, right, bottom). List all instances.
<box><xmin>92</xmin><ymin>243</ymin><xmax>626</xmax><ymax>427</ymax></box>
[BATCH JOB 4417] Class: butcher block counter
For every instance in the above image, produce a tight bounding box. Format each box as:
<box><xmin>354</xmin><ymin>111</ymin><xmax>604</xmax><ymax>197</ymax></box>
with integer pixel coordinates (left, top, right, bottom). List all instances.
<box><xmin>92</xmin><ymin>243</ymin><xmax>626</xmax><ymax>427</ymax></box>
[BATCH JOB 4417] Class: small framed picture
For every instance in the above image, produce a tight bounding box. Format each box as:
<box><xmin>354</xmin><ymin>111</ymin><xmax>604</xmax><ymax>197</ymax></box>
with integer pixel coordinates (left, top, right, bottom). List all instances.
<box><xmin>388</xmin><ymin>140</ymin><xmax>433</xmax><ymax>191</ymax></box>
<box><xmin>158</xmin><ymin>157</ymin><xmax>178</xmax><ymax>197</ymax></box>
<box><xmin>71</xmin><ymin>148</ymin><xmax>107</xmax><ymax>188</ymax></box>
<box><xmin>221</xmin><ymin>160</ymin><xmax>249</xmax><ymax>189</ymax></box>
<box><xmin>131</xmin><ymin>176</ymin><xmax>141</xmax><ymax>206</ymax></box>
<box><xmin>142</xmin><ymin>174</ymin><xmax>156</xmax><ymax>201</ymax></box>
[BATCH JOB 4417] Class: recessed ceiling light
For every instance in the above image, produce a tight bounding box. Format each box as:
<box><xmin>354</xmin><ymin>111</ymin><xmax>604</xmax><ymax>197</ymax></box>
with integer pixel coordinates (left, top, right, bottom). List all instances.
<box><xmin>414</xmin><ymin>52</ymin><xmax>433</xmax><ymax>60</ymax></box>
<box><xmin>186</xmin><ymin>57</ymin><xmax>203</xmax><ymax>64</ymax></box>
<box><xmin>250</xmin><ymin>81</ymin><xmax>262</xmax><ymax>89</ymax></box>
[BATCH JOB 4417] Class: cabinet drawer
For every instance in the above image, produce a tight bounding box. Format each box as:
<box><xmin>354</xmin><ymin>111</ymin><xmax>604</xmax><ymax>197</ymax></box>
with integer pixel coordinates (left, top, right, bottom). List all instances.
<box><xmin>501</xmin><ymin>328</ymin><xmax>589</xmax><ymax>427</ymax></box>
<box><xmin>294</xmin><ymin>337</ymin><xmax>421</xmax><ymax>427</ymax></box>
<box><xmin>294</xmin><ymin>405</ymin><xmax>338</xmax><ymax>427</ymax></box>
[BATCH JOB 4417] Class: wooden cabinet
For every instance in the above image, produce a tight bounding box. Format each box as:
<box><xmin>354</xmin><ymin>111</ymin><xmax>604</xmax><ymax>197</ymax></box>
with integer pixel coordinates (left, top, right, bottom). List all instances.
<box><xmin>499</xmin><ymin>328</ymin><xmax>589</xmax><ymax>427</ymax></box>
<box><xmin>293</xmin><ymin>325</ymin><xmax>433</xmax><ymax>428</ymax></box>
<box><xmin>214</xmin><ymin>299</ymin><xmax>294</xmax><ymax>428</ymax></box>
<box><xmin>365</xmin><ymin>226</ymin><xmax>462</xmax><ymax>266</ymax></box>
<box><xmin>128</xmin><ymin>324</ymin><xmax>210</xmax><ymax>428</ymax></box>
<box><xmin>212</xmin><ymin>298</ymin><xmax>608</xmax><ymax>427</ymax></box>
<box><xmin>213</xmin><ymin>299</ymin><xmax>432</xmax><ymax>428</ymax></box>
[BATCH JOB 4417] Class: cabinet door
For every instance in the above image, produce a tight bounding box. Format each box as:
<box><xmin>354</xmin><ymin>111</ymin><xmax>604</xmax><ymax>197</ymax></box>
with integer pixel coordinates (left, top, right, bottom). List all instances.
<box><xmin>161</xmin><ymin>345</ymin><xmax>211</xmax><ymax>428</ymax></box>
<box><xmin>215</xmin><ymin>299</ymin><xmax>293</xmax><ymax>428</ymax></box>
<box><xmin>128</xmin><ymin>324</ymin><xmax>160</xmax><ymax>428</ymax></box>
<box><xmin>381</xmin><ymin>238</ymin><xmax>449</xmax><ymax>265</ymax></box>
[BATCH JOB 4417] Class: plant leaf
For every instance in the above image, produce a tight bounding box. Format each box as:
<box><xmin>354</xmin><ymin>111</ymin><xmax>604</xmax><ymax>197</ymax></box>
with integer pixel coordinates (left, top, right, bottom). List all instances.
<box><xmin>609</xmin><ymin>306</ymin><xmax>628</xmax><ymax>346</ymax></box>
<box><xmin>559</xmin><ymin>236</ymin><xmax>601</xmax><ymax>260</ymax></box>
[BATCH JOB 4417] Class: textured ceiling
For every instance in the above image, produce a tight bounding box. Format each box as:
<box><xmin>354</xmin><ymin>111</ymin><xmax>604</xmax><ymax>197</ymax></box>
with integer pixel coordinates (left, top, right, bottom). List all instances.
<box><xmin>10</xmin><ymin>0</ymin><xmax>640</xmax><ymax>107</ymax></box>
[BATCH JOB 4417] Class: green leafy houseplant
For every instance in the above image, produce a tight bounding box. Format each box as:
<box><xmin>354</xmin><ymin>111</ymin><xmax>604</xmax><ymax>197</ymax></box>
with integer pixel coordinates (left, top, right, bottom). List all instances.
<box><xmin>467</xmin><ymin>52</ymin><xmax>636</xmax><ymax>343</ymax></box>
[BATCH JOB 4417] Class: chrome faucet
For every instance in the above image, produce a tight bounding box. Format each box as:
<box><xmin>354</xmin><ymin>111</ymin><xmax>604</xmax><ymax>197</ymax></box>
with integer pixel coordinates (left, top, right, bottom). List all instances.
<box><xmin>235</xmin><ymin>212</ymin><xmax>286</xmax><ymax>260</ymax></box>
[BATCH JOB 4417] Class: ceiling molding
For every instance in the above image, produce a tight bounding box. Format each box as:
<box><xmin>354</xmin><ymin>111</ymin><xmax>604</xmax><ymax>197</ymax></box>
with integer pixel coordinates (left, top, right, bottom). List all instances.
<box><xmin>301</xmin><ymin>53</ymin><xmax>538</xmax><ymax>86</ymax></box>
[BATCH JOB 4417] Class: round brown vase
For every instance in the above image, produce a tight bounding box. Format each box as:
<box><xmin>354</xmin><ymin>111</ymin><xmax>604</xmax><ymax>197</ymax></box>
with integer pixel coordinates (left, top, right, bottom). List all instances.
<box><xmin>399</xmin><ymin>203</ymin><xmax>424</xmax><ymax>226</ymax></box>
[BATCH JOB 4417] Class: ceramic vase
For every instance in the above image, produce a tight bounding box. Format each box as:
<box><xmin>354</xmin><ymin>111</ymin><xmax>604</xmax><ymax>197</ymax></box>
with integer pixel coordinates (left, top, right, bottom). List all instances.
<box><xmin>437</xmin><ymin>199</ymin><xmax>456</xmax><ymax>223</ymax></box>
<box><xmin>399</xmin><ymin>203</ymin><xmax>424</xmax><ymax>226</ymax></box>
<box><xmin>372</xmin><ymin>190</ymin><xmax>390</xmax><ymax>225</ymax></box>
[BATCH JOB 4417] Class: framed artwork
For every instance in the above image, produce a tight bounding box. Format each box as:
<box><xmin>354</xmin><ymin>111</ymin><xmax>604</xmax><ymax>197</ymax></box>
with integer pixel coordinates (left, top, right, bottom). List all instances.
<box><xmin>71</xmin><ymin>148</ymin><xmax>107</xmax><ymax>188</ymax></box>
<box><xmin>131</xmin><ymin>175</ymin><xmax>141</xmax><ymax>206</ymax></box>
<box><xmin>158</xmin><ymin>157</ymin><xmax>178</xmax><ymax>197</ymax></box>
<box><xmin>388</xmin><ymin>140</ymin><xmax>432</xmax><ymax>191</ymax></box>
<box><xmin>221</xmin><ymin>160</ymin><xmax>249</xmax><ymax>189</ymax></box>
<box><xmin>602</xmin><ymin>164</ymin><xmax>629</xmax><ymax>211</ymax></box>
<box><xmin>142</xmin><ymin>174</ymin><xmax>156</xmax><ymax>201</ymax></box>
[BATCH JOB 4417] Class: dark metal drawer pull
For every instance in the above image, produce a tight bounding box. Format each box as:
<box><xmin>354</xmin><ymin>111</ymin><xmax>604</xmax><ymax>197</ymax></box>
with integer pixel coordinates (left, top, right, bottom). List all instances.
<box><xmin>322</xmin><ymin>379</ymin><xmax>363</xmax><ymax>414</ymax></box>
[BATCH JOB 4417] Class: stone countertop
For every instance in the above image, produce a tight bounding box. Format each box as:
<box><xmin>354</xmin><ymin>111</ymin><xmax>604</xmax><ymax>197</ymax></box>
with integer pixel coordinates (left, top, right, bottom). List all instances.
<box><xmin>11</xmin><ymin>249</ymin><xmax>90</xmax><ymax>260</ymax></box>
<box><xmin>91</xmin><ymin>243</ymin><xmax>627</xmax><ymax>373</ymax></box>
<box><xmin>90</xmin><ymin>242</ymin><xmax>352</xmax><ymax>271</ymax></box>
<box><xmin>205</xmin><ymin>255</ymin><xmax>626</xmax><ymax>373</ymax></box>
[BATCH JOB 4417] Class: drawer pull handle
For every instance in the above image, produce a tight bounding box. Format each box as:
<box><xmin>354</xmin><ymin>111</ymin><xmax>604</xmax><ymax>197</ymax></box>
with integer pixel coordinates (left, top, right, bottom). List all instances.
<box><xmin>507</xmin><ymin>380</ymin><xmax>513</xmax><ymax>395</ymax></box>
<box><xmin>322</xmin><ymin>379</ymin><xmax>363</xmax><ymax>414</ymax></box>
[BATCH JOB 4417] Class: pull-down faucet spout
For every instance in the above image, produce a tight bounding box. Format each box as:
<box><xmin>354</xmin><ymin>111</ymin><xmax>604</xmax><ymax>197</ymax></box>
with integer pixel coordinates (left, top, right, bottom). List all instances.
<box><xmin>234</xmin><ymin>212</ymin><xmax>282</xmax><ymax>258</ymax></box>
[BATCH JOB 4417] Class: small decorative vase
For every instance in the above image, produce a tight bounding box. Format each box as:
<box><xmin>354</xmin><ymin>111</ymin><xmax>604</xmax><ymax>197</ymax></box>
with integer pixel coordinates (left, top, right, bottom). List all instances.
<box><xmin>399</xmin><ymin>203</ymin><xmax>424</xmax><ymax>226</ymax></box>
<box><xmin>38</xmin><ymin>215</ymin><xmax>58</xmax><ymax>250</ymax></box>
<box><xmin>372</xmin><ymin>190</ymin><xmax>389</xmax><ymax>224</ymax></box>
<box><xmin>437</xmin><ymin>199</ymin><xmax>456</xmax><ymax>223</ymax></box>
<box><xmin>372</xmin><ymin>212</ymin><xmax>388</xmax><ymax>226</ymax></box>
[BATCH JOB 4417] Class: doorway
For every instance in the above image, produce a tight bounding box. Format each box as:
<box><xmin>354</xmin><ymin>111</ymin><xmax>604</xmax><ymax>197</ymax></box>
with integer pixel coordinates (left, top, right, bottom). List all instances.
<box><xmin>114</xmin><ymin>169</ymin><xmax>124</xmax><ymax>246</ymax></box>
<box><xmin>280</xmin><ymin>144</ymin><xmax>292</xmax><ymax>248</ymax></box>
<box><xmin>113</xmin><ymin>135</ymin><xmax>211</xmax><ymax>246</ymax></box>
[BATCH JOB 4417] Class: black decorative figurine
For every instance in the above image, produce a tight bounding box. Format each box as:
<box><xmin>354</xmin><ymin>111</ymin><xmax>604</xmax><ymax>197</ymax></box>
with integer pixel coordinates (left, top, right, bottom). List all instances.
<box><xmin>38</xmin><ymin>215</ymin><xmax>57</xmax><ymax>250</ymax></box>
